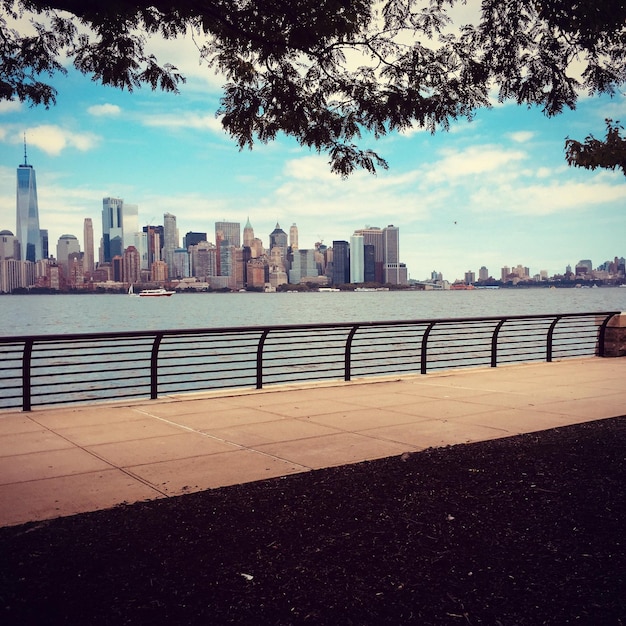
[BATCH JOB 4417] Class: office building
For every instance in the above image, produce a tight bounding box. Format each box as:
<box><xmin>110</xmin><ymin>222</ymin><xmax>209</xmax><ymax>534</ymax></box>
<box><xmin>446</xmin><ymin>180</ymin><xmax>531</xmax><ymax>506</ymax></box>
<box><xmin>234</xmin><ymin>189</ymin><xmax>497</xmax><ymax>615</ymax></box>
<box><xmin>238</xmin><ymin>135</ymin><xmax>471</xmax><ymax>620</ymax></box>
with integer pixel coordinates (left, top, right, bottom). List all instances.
<box><xmin>215</xmin><ymin>221</ymin><xmax>241</xmax><ymax>248</ymax></box>
<box><xmin>123</xmin><ymin>245</ymin><xmax>141</xmax><ymax>284</ymax></box>
<box><xmin>383</xmin><ymin>225</ymin><xmax>403</xmax><ymax>284</ymax></box>
<box><xmin>354</xmin><ymin>226</ymin><xmax>384</xmax><ymax>283</ymax></box>
<box><xmin>269</xmin><ymin>223</ymin><xmax>288</xmax><ymax>261</ymax></box>
<box><xmin>102</xmin><ymin>197</ymin><xmax>124</xmax><ymax>262</ymax></box>
<box><xmin>332</xmin><ymin>240</ymin><xmax>350</xmax><ymax>285</ymax></box>
<box><xmin>122</xmin><ymin>203</ymin><xmax>139</xmax><ymax>250</ymax></box>
<box><xmin>184</xmin><ymin>232</ymin><xmax>207</xmax><ymax>249</ymax></box>
<box><xmin>56</xmin><ymin>234</ymin><xmax>80</xmax><ymax>276</ymax></box>
<box><xmin>479</xmin><ymin>266</ymin><xmax>489</xmax><ymax>281</ymax></box>
<box><xmin>364</xmin><ymin>244</ymin><xmax>376</xmax><ymax>283</ymax></box>
<box><xmin>16</xmin><ymin>140</ymin><xmax>42</xmax><ymax>262</ymax></box>
<box><xmin>243</xmin><ymin>218</ymin><xmax>254</xmax><ymax>248</ymax></box>
<box><xmin>163</xmin><ymin>213</ymin><xmax>178</xmax><ymax>277</ymax></box>
<box><xmin>289</xmin><ymin>249</ymin><xmax>318</xmax><ymax>284</ymax></box>
<box><xmin>289</xmin><ymin>223</ymin><xmax>299</xmax><ymax>250</ymax></box>
<box><xmin>83</xmin><ymin>218</ymin><xmax>95</xmax><ymax>275</ymax></box>
<box><xmin>350</xmin><ymin>234</ymin><xmax>364</xmax><ymax>283</ymax></box>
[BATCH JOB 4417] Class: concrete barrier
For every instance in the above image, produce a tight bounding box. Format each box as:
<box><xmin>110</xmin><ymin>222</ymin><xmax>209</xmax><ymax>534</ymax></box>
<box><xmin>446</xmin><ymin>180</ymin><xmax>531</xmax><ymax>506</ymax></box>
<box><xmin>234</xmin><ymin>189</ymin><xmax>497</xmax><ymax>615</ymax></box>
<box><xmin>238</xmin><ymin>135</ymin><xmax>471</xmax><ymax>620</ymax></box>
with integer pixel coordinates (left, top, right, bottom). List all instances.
<box><xmin>603</xmin><ymin>312</ymin><xmax>626</xmax><ymax>357</ymax></box>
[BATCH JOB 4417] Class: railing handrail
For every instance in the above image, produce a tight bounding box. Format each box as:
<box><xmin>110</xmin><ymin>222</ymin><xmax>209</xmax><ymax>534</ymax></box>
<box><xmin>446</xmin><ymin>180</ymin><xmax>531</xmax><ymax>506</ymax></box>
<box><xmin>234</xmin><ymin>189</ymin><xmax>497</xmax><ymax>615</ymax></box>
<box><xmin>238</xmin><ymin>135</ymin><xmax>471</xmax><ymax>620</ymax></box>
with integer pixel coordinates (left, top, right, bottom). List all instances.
<box><xmin>0</xmin><ymin>311</ymin><xmax>620</xmax><ymax>412</ymax></box>
<box><xmin>0</xmin><ymin>310</ymin><xmax>620</xmax><ymax>344</ymax></box>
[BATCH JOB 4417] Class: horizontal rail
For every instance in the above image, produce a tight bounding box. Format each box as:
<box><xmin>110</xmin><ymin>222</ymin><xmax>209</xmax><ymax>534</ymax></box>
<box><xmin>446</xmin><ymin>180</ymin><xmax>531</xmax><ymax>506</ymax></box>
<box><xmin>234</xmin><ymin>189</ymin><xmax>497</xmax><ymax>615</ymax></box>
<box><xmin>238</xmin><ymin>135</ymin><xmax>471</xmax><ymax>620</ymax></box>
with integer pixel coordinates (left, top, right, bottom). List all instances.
<box><xmin>0</xmin><ymin>311</ymin><xmax>619</xmax><ymax>411</ymax></box>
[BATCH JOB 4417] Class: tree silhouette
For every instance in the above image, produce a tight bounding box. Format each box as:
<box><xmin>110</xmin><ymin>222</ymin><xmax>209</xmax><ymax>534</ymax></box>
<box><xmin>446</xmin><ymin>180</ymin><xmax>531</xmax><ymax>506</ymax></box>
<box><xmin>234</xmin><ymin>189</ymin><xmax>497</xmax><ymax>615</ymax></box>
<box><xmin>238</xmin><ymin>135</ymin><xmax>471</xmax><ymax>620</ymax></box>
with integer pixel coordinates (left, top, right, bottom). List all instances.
<box><xmin>2</xmin><ymin>0</ymin><xmax>625</xmax><ymax>175</ymax></box>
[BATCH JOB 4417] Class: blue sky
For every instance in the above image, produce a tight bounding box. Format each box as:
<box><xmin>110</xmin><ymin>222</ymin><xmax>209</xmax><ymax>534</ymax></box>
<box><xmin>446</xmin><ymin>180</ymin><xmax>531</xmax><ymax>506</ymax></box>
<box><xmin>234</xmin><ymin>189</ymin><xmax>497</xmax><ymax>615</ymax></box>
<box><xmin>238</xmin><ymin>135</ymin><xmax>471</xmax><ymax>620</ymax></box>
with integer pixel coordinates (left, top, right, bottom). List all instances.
<box><xmin>0</xmin><ymin>26</ymin><xmax>625</xmax><ymax>282</ymax></box>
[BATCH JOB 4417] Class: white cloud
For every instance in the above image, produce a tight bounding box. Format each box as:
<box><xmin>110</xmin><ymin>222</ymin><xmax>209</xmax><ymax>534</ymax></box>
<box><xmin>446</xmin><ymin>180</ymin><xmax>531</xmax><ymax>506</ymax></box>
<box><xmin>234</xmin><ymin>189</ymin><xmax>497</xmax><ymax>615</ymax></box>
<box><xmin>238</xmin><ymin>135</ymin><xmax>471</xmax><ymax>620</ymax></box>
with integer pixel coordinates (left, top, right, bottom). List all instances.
<box><xmin>87</xmin><ymin>103</ymin><xmax>121</xmax><ymax>117</ymax></box>
<box><xmin>18</xmin><ymin>125</ymin><xmax>99</xmax><ymax>155</ymax></box>
<box><xmin>141</xmin><ymin>112</ymin><xmax>224</xmax><ymax>134</ymax></box>
<box><xmin>508</xmin><ymin>131</ymin><xmax>535</xmax><ymax>143</ymax></box>
<box><xmin>0</xmin><ymin>101</ymin><xmax>21</xmax><ymax>115</ymax></box>
<box><xmin>424</xmin><ymin>145</ymin><xmax>527</xmax><ymax>183</ymax></box>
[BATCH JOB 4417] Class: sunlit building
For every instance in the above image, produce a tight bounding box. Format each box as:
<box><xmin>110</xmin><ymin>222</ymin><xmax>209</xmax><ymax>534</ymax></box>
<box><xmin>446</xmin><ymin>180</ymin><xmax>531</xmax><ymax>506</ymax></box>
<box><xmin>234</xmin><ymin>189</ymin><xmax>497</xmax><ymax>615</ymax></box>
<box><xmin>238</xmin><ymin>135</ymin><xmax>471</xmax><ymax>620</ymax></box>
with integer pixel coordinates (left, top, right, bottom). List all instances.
<box><xmin>16</xmin><ymin>141</ymin><xmax>42</xmax><ymax>262</ymax></box>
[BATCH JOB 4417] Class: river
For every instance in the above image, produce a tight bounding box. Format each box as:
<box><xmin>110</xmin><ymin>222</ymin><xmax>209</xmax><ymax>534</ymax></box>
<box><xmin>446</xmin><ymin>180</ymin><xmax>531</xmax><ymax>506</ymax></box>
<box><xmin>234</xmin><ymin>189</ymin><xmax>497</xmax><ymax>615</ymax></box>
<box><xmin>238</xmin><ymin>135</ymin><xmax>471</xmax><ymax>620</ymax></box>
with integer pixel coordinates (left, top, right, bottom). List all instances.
<box><xmin>1</xmin><ymin>287</ymin><xmax>624</xmax><ymax>337</ymax></box>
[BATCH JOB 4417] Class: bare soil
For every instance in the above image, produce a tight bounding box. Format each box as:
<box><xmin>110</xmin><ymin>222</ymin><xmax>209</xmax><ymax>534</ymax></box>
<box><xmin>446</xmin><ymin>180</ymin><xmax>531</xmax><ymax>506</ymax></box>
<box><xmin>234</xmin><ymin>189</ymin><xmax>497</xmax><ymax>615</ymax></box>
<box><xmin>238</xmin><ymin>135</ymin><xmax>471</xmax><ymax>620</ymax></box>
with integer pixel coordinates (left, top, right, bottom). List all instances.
<box><xmin>1</xmin><ymin>417</ymin><xmax>625</xmax><ymax>625</ymax></box>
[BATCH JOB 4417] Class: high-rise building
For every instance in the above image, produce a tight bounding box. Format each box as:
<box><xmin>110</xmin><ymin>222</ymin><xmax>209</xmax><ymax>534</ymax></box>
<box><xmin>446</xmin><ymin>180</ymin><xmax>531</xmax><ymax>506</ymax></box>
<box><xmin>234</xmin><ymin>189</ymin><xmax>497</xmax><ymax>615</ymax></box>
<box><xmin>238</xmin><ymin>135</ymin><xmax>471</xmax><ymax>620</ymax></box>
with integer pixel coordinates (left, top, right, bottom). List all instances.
<box><xmin>464</xmin><ymin>270</ymin><xmax>475</xmax><ymax>285</ymax></box>
<box><xmin>123</xmin><ymin>245</ymin><xmax>141</xmax><ymax>284</ymax></box>
<box><xmin>243</xmin><ymin>218</ymin><xmax>254</xmax><ymax>248</ymax></box>
<box><xmin>56</xmin><ymin>234</ymin><xmax>80</xmax><ymax>276</ymax></box>
<box><xmin>163</xmin><ymin>213</ymin><xmax>178</xmax><ymax>277</ymax></box>
<box><xmin>102</xmin><ymin>197</ymin><xmax>124</xmax><ymax>262</ymax></box>
<box><xmin>350</xmin><ymin>234</ymin><xmax>364</xmax><ymax>283</ymax></box>
<box><xmin>364</xmin><ymin>244</ymin><xmax>376</xmax><ymax>282</ymax></box>
<box><xmin>479</xmin><ymin>266</ymin><xmax>489</xmax><ymax>281</ymax></box>
<box><xmin>383</xmin><ymin>225</ymin><xmax>401</xmax><ymax>284</ymax></box>
<box><xmin>332</xmin><ymin>240</ymin><xmax>350</xmax><ymax>285</ymax></box>
<box><xmin>354</xmin><ymin>227</ymin><xmax>384</xmax><ymax>283</ymax></box>
<box><xmin>16</xmin><ymin>140</ymin><xmax>42</xmax><ymax>262</ymax></box>
<box><xmin>183</xmin><ymin>232</ymin><xmax>207</xmax><ymax>249</ymax></box>
<box><xmin>83</xmin><ymin>218</ymin><xmax>95</xmax><ymax>275</ymax></box>
<box><xmin>122</xmin><ymin>203</ymin><xmax>139</xmax><ymax>251</ymax></box>
<box><xmin>289</xmin><ymin>223</ymin><xmax>299</xmax><ymax>250</ymax></box>
<box><xmin>215</xmin><ymin>221</ymin><xmax>241</xmax><ymax>248</ymax></box>
<box><xmin>269</xmin><ymin>223</ymin><xmax>288</xmax><ymax>262</ymax></box>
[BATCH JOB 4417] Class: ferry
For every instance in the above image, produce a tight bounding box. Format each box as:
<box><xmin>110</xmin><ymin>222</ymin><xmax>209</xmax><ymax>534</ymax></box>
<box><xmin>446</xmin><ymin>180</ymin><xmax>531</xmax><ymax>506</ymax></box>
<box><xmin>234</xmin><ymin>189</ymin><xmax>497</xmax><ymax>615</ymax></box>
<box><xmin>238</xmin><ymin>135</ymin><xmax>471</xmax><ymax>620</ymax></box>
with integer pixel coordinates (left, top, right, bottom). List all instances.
<box><xmin>129</xmin><ymin>285</ymin><xmax>175</xmax><ymax>297</ymax></box>
<box><xmin>138</xmin><ymin>288</ymin><xmax>175</xmax><ymax>297</ymax></box>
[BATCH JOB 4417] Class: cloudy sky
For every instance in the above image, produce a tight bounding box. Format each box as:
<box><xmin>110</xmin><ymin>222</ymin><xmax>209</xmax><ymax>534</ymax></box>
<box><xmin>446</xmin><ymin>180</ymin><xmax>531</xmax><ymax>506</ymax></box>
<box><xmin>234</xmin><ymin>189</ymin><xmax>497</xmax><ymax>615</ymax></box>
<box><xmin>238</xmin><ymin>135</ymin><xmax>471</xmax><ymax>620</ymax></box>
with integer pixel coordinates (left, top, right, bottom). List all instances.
<box><xmin>0</xmin><ymin>18</ymin><xmax>625</xmax><ymax>282</ymax></box>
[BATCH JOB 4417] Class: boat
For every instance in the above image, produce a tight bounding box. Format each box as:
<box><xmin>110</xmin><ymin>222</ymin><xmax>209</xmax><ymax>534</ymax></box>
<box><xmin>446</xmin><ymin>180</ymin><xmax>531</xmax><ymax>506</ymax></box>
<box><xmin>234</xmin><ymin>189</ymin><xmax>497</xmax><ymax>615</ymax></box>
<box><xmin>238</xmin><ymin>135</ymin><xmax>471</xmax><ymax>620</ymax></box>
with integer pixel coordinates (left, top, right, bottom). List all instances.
<box><xmin>128</xmin><ymin>284</ymin><xmax>139</xmax><ymax>297</ymax></box>
<box><xmin>137</xmin><ymin>288</ymin><xmax>175</xmax><ymax>297</ymax></box>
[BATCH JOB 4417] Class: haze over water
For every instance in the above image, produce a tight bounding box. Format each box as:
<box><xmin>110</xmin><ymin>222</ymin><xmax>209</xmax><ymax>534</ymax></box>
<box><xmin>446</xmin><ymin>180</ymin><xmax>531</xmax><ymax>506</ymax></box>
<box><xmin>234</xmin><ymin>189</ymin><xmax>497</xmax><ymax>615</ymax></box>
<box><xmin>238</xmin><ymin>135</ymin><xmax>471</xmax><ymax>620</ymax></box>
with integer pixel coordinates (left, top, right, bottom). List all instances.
<box><xmin>2</xmin><ymin>288</ymin><xmax>625</xmax><ymax>337</ymax></box>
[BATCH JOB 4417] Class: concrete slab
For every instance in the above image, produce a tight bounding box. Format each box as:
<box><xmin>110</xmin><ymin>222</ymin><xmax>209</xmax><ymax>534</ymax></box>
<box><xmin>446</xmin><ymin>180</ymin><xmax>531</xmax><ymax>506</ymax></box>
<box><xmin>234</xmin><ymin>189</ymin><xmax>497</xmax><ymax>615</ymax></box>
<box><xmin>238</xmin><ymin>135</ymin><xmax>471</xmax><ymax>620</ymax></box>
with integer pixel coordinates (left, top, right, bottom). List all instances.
<box><xmin>0</xmin><ymin>447</ymin><xmax>113</xmax><ymax>484</ymax></box>
<box><xmin>30</xmin><ymin>406</ymin><xmax>149</xmax><ymax>429</ymax></box>
<box><xmin>201</xmin><ymin>419</ymin><xmax>343</xmax><ymax>447</ymax></box>
<box><xmin>358</xmin><ymin>418</ymin><xmax>510</xmax><ymax>449</ymax></box>
<box><xmin>255</xmin><ymin>432</ymin><xmax>416</xmax><ymax>470</ymax></box>
<box><xmin>0</xmin><ymin>429</ymin><xmax>75</xmax><ymax>457</ymax></box>
<box><xmin>0</xmin><ymin>415</ymin><xmax>43</xmax><ymax>435</ymax></box>
<box><xmin>0</xmin><ymin>469</ymin><xmax>163</xmax><ymax>527</ymax></box>
<box><xmin>85</xmin><ymin>432</ymin><xmax>241</xmax><ymax>466</ymax></box>
<box><xmin>127</xmin><ymin>449</ymin><xmax>308</xmax><ymax>495</ymax></box>
<box><xmin>53</xmin><ymin>418</ymin><xmax>186</xmax><ymax>446</ymax></box>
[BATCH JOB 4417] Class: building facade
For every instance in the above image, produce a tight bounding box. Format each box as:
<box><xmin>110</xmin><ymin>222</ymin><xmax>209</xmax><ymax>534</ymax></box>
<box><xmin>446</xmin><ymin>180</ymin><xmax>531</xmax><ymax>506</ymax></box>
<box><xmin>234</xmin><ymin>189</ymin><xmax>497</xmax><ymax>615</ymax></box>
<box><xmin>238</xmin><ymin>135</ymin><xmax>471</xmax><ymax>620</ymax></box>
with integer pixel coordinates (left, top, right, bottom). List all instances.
<box><xmin>16</xmin><ymin>145</ymin><xmax>42</xmax><ymax>262</ymax></box>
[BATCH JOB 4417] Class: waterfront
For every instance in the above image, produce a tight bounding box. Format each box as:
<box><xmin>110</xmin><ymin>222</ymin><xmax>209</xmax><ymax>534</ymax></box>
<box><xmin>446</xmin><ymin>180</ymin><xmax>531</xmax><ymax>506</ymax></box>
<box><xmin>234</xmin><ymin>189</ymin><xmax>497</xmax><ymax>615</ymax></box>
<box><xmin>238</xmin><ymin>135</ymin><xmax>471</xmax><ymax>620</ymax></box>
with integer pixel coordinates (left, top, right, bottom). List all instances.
<box><xmin>0</xmin><ymin>287</ymin><xmax>624</xmax><ymax>337</ymax></box>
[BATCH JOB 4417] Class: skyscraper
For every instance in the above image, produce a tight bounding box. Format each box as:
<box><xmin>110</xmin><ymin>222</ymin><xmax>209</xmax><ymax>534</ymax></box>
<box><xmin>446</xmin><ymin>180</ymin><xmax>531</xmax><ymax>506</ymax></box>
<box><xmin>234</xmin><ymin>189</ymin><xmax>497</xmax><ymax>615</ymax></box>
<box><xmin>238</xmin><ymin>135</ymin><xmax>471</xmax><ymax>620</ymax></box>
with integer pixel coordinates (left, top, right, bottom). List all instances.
<box><xmin>354</xmin><ymin>227</ymin><xmax>384</xmax><ymax>283</ymax></box>
<box><xmin>383</xmin><ymin>224</ymin><xmax>401</xmax><ymax>284</ymax></box>
<box><xmin>163</xmin><ymin>212</ymin><xmax>178</xmax><ymax>277</ymax></box>
<box><xmin>215</xmin><ymin>221</ymin><xmax>241</xmax><ymax>247</ymax></box>
<box><xmin>269</xmin><ymin>223</ymin><xmax>288</xmax><ymax>261</ymax></box>
<box><xmin>102</xmin><ymin>197</ymin><xmax>124</xmax><ymax>262</ymax></box>
<box><xmin>289</xmin><ymin>223</ymin><xmax>299</xmax><ymax>250</ymax></box>
<box><xmin>350</xmin><ymin>234</ymin><xmax>364</xmax><ymax>283</ymax></box>
<box><xmin>332</xmin><ymin>240</ymin><xmax>350</xmax><ymax>285</ymax></box>
<box><xmin>83</xmin><ymin>218</ymin><xmax>95</xmax><ymax>275</ymax></box>
<box><xmin>16</xmin><ymin>139</ymin><xmax>42</xmax><ymax>262</ymax></box>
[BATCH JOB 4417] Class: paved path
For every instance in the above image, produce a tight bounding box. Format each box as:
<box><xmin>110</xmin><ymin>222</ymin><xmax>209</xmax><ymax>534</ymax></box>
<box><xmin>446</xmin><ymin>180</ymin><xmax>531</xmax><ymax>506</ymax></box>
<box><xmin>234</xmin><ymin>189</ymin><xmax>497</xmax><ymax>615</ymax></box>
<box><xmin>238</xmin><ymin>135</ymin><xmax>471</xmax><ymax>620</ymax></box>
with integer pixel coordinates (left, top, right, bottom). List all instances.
<box><xmin>1</xmin><ymin>357</ymin><xmax>625</xmax><ymax>527</ymax></box>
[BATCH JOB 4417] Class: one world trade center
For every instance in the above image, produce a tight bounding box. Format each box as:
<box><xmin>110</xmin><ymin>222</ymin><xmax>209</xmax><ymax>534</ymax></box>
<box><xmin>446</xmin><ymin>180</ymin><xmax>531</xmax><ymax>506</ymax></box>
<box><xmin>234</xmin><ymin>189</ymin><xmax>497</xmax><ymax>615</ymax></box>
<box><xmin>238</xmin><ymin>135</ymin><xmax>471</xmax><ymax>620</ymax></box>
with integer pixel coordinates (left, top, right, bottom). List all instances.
<box><xmin>16</xmin><ymin>138</ymin><xmax>41</xmax><ymax>262</ymax></box>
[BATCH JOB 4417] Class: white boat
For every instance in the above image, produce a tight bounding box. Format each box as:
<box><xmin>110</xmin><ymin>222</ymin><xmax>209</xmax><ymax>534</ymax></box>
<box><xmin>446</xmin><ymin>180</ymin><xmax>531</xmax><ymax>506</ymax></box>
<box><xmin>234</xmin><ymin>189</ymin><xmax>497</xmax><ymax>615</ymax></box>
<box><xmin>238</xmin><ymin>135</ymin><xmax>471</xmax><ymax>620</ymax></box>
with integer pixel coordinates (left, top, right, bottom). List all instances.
<box><xmin>138</xmin><ymin>288</ymin><xmax>175</xmax><ymax>297</ymax></box>
<box><xmin>128</xmin><ymin>284</ymin><xmax>139</xmax><ymax>297</ymax></box>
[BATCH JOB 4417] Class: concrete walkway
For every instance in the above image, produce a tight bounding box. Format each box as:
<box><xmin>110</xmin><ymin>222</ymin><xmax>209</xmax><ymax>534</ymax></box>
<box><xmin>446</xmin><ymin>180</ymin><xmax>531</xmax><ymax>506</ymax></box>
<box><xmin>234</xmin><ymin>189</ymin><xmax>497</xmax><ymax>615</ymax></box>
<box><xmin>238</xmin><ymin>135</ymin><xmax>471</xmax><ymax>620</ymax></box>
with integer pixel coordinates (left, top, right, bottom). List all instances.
<box><xmin>1</xmin><ymin>357</ymin><xmax>625</xmax><ymax>528</ymax></box>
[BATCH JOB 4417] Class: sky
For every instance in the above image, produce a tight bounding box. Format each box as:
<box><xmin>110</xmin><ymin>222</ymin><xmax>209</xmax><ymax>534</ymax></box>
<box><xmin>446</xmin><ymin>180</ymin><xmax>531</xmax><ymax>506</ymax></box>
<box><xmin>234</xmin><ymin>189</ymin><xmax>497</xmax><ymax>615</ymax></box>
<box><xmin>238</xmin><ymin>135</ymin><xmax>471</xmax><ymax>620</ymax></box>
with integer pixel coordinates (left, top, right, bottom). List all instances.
<box><xmin>0</xmin><ymin>17</ymin><xmax>625</xmax><ymax>282</ymax></box>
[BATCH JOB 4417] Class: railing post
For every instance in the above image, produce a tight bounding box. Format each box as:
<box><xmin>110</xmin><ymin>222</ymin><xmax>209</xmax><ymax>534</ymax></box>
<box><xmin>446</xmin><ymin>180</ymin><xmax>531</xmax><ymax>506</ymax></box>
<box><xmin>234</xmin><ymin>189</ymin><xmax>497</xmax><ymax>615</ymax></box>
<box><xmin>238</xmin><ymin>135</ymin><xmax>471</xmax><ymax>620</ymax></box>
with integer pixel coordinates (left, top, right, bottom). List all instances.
<box><xmin>22</xmin><ymin>339</ymin><xmax>33</xmax><ymax>411</ymax></box>
<box><xmin>256</xmin><ymin>329</ymin><xmax>270</xmax><ymax>389</ymax></box>
<box><xmin>491</xmin><ymin>319</ymin><xmax>506</xmax><ymax>368</ymax></box>
<box><xmin>546</xmin><ymin>316</ymin><xmax>562</xmax><ymax>362</ymax></box>
<box><xmin>150</xmin><ymin>333</ymin><xmax>164</xmax><ymax>399</ymax></box>
<box><xmin>421</xmin><ymin>322</ymin><xmax>436</xmax><ymax>374</ymax></box>
<box><xmin>598</xmin><ymin>312</ymin><xmax>622</xmax><ymax>357</ymax></box>
<box><xmin>344</xmin><ymin>325</ymin><xmax>359</xmax><ymax>381</ymax></box>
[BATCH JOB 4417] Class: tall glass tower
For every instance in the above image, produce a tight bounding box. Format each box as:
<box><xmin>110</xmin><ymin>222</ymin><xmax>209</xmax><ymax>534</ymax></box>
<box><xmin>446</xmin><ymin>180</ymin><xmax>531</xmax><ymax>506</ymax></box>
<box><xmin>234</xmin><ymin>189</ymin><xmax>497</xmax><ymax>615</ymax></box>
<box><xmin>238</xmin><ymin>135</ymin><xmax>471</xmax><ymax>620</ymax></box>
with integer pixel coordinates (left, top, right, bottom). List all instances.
<box><xmin>16</xmin><ymin>139</ymin><xmax>42</xmax><ymax>262</ymax></box>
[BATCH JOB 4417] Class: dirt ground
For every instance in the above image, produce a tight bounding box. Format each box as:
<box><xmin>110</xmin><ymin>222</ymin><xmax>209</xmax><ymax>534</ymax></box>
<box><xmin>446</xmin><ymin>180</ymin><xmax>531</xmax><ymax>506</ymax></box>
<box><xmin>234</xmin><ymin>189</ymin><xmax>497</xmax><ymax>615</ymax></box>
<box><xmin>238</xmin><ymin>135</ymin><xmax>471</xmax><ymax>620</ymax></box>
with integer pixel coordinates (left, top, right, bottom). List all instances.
<box><xmin>1</xmin><ymin>416</ymin><xmax>624</xmax><ymax>625</ymax></box>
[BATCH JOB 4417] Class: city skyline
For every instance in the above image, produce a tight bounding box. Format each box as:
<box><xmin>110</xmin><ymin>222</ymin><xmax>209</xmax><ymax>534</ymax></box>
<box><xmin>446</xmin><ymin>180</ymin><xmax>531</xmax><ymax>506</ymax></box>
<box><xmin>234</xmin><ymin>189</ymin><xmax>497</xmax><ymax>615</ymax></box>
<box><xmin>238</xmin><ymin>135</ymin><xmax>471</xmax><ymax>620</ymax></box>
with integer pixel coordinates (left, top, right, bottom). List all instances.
<box><xmin>0</xmin><ymin>25</ymin><xmax>625</xmax><ymax>280</ymax></box>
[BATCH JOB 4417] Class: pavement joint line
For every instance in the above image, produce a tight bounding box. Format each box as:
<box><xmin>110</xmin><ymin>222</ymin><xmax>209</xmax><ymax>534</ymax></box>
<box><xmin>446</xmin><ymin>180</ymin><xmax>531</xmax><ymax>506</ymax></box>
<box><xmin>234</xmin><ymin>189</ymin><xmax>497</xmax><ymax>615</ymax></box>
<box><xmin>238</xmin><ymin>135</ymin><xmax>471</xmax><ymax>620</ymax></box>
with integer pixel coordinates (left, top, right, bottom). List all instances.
<box><xmin>130</xmin><ymin>406</ymin><xmax>314</xmax><ymax>472</ymax></box>
<box><xmin>25</xmin><ymin>412</ymin><xmax>171</xmax><ymax>498</ymax></box>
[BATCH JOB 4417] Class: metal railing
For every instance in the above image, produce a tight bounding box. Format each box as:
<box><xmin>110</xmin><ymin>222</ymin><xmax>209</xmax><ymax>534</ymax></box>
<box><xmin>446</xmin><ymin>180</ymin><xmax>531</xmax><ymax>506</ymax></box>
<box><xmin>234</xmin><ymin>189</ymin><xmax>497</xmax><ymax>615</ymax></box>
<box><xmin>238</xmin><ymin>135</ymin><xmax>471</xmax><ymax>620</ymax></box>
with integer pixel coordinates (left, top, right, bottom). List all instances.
<box><xmin>0</xmin><ymin>311</ymin><xmax>619</xmax><ymax>411</ymax></box>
